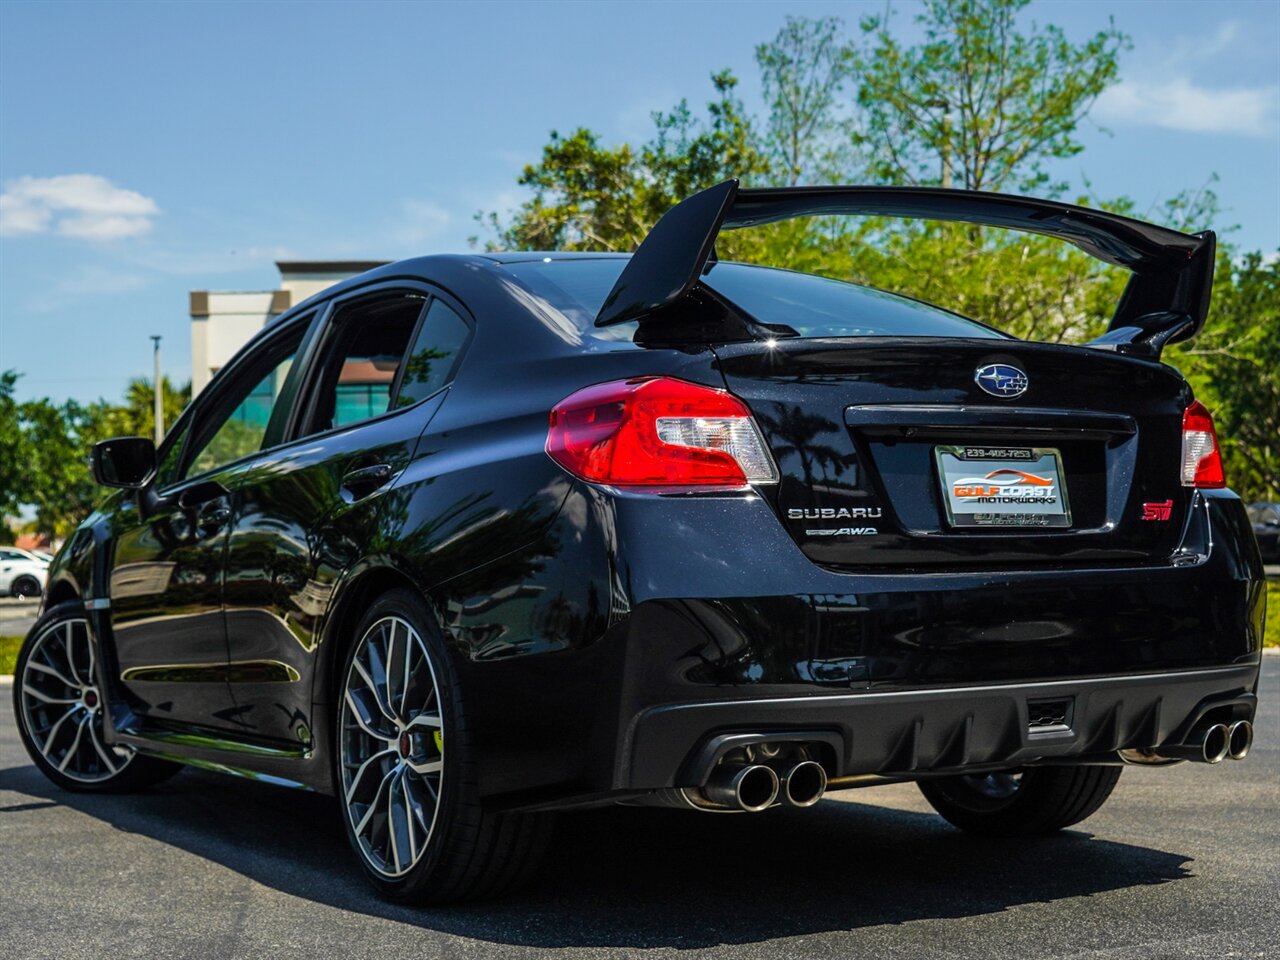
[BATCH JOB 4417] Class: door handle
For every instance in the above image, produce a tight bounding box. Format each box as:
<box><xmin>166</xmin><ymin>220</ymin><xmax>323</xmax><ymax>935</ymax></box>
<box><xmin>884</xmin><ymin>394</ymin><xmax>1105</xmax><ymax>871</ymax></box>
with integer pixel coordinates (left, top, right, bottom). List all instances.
<box><xmin>195</xmin><ymin>501</ymin><xmax>231</xmax><ymax>534</ymax></box>
<box><xmin>341</xmin><ymin>463</ymin><xmax>394</xmax><ymax>501</ymax></box>
<box><xmin>198</xmin><ymin>504</ymin><xmax>232</xmax><ymax>525</ymax></box>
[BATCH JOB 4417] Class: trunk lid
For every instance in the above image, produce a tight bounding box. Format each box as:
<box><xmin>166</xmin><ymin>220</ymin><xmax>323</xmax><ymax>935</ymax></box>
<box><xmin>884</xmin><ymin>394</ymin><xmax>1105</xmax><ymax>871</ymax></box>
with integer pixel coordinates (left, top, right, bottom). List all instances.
<box><xmin>715</xmin><ymin>337</ymin><xmax>1194</xmax><ymax>569</ymax></box>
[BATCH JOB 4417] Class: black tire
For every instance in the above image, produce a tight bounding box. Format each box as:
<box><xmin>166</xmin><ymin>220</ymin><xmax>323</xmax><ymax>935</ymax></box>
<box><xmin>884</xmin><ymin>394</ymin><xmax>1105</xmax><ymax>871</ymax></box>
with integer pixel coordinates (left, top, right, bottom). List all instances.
<box><xmin>10</xmin><ymin>575</ymin><xmax>42</xmax><ymax>599</ymax></box>
<box><xmin>13</xmin><ymin>600</ymin><xmax>181</xmax><ymax>793</ymax></box>
<box><xmin>918</xmin><ymin>766</ymin><xmax>1122</xmax><ymax>836</ymax></box>
<box><xmin>335</xmin><ymin>588</ymin><xmax>551</xmax><ymax>903</ymax></box>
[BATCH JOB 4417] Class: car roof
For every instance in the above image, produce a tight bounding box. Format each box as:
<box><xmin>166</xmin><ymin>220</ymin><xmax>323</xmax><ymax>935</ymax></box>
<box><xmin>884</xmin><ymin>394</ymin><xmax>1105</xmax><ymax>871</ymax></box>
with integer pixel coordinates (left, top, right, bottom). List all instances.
<box><xmin>474</xmin><ymin>251</ymin><xmax>631</xmax><ymax>264</ymax></box>
<box><xmin>271</xmin><ymin>251</ymin><xmax>634</xmax><ymax>327</ymax></box>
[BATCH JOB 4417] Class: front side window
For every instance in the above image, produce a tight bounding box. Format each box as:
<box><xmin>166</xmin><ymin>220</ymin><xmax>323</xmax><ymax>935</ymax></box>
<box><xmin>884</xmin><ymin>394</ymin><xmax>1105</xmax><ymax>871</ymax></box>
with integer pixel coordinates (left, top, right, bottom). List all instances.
<box><xmin>183</xmin><ymin>321</ymin><xmax>308</xmax><ymax>479</ymax></box>
<box><xmin>154</xmin><ymin>419</ymin><xmax>190</xmax><ymax>489</ymax></box>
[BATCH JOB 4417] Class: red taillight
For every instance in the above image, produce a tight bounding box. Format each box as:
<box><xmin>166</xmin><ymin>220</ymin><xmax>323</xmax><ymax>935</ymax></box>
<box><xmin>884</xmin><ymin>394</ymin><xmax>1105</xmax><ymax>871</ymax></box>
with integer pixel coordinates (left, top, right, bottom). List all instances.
<box><xmin>546</xmin><ymin>377</ymin><xmax>779</xmax><ymax>489</ymax></box>
<box><xmin>1181</xmin><ymin>400</ymin><xmax>1226</xmax><ymax>488</ymax></box>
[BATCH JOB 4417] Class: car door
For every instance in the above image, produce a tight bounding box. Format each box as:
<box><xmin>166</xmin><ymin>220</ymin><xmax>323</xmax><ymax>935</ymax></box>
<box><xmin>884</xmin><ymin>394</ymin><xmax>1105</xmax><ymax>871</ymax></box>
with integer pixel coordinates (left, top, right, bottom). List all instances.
<box><xmin>0</xmin><ymin>548</ymin><xmax>27</xmax><ymax>594</ymax></box>
<box><xmin>107</xmin><ymin>313</ymin><xmax>315</xmax><ymax>733</ymax></box>
<box><xmin>217</xmin><ymin>284</ymin><xmax>472</xmax><ymax>746</ymax></box>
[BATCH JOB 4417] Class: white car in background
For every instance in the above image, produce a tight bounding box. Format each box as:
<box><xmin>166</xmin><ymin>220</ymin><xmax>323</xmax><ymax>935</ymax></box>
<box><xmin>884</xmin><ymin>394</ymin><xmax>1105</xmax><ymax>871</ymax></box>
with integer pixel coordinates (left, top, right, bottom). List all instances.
<box><xmin>0</xmin><ymin>547</ymin><xmax>49</xmax><ymax>598</ymax></box>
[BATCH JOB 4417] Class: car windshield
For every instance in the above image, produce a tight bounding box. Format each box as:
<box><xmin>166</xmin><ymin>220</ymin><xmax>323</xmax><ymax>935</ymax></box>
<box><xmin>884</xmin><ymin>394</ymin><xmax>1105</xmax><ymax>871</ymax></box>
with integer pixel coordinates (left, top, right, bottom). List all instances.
<box><xmin>502</xmin><ymin>257</ymin><xmax>1007</xmax><ymax>343</ymax></box>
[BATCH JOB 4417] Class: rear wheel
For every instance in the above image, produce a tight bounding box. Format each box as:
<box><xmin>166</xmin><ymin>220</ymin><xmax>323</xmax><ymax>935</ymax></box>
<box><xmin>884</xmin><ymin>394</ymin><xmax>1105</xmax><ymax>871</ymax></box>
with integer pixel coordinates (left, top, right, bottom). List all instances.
<box><xmin>10</xmin><ymin>575</ymin><xmax>41</xmax><ymax>599</ymax></box>
<box><xmin>335</xmin><ymin>588</ymin><xmax>550</xmax><ymax>902</ymax></box>
<box><xmin>13</xmin><ymin>602</ymin><xmax>180</xmax><ymax>792</ymax></box>
<box><xmin>918</xmin><ymin>766</ymin><xmax>1122</xmax><ymax>835</ymax></box>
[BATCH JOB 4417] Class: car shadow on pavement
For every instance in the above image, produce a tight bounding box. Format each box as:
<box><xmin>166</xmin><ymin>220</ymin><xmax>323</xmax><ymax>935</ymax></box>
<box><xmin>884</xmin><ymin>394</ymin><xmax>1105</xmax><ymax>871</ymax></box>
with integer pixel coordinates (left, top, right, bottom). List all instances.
<box><xmin>0</xmin><ymin>763</ymin><xmax>1192</xmax><ymax>949</ymax></box>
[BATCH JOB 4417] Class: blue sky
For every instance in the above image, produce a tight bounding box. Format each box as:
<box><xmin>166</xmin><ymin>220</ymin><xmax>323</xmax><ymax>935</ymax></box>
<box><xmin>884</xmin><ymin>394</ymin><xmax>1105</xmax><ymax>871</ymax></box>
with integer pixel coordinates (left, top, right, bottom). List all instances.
<box><xmin>1</xmin><ymin>0</ymin><xmax>1277</xmax><ymax>403</ymax></box>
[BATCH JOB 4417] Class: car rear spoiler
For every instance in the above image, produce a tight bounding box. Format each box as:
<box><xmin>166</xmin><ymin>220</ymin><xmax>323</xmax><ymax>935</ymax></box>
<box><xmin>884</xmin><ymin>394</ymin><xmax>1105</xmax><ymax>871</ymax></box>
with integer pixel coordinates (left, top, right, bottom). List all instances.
<box><xmin>595</xmin><ymin>179</ymin><xmax>1216</xmax><ymax>356</ymax></box>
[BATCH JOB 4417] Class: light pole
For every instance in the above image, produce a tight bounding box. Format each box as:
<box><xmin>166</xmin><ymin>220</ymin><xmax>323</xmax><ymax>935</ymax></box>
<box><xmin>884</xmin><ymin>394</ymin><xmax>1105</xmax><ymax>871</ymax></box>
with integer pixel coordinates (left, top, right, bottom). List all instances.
<box><xmin>150</xmin><ymin>335</ymin><xmax>163</xmax><ymax>445</ymax></box>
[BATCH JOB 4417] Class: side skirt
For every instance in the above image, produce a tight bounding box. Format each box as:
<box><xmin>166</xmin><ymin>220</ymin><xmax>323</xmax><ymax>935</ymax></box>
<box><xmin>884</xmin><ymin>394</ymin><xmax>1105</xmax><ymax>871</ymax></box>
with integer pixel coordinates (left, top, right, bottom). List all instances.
<box><xmin>111</xmin><ymin>721</ymin><xmax>335</xmax><ymax>794</ymax></box>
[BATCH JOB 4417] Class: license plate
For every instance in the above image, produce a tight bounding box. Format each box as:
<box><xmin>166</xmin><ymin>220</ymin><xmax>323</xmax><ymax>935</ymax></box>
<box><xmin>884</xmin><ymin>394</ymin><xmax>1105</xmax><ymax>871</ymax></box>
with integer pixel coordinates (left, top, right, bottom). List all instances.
<box><xmin>935</xmin><ymin>445</ymin><xmax>1071</xmax><ymax>528</ymax></box>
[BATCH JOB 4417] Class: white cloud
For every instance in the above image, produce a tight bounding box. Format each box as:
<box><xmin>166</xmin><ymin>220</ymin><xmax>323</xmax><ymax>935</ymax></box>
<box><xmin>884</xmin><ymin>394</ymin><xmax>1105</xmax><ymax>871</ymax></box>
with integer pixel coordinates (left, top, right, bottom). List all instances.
<box><xmin>1096</xmin><ymin>77</ymin><xmax>1279</xmax><ymax>136</ymax></box>
<box><xmin>1094</xmin><ymin>18</ymin><xmax>1280</xmax><ymax>138</ymax></box>
<box><xmin>0</xmin><ymin>174</ymin><xmax>160</xmax><ymax>240</ymax></box>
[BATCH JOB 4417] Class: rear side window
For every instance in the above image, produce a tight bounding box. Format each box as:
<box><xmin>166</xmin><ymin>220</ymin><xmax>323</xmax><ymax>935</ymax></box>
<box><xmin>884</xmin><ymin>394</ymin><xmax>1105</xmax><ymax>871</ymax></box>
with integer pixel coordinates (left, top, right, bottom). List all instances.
<box><xmin>296</xmin><ymin>291</ymin><xmax>471</xmax><ymax>438</ymax></box>
<box><xmin>395</xmin><ymin>299</ymin><xmax>470</xmax><ymax>407</ymax></box>
<box><xmin>504</xmin><ymin>258</ymin><xmax>1005</xmax><ymax>342</ymax></box>
<box><xmin>302</xmin><ymin>293</ymin><xmax>425</xmax><ymax>434</ymax></box>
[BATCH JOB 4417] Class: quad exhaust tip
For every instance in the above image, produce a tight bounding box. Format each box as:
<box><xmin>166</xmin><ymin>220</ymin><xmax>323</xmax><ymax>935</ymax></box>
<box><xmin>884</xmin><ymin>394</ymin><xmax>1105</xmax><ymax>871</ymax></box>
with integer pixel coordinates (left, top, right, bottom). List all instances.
<box><xmin>780</xmin><ymin>760</ymin><xmax>828</xmax><ymax>808</ymax></box>
<box><xmin>701</xmin><ymin>763</ymin><xmax>780</xmax><ymax>813</ymax></box>
<box><xmin>1228</xmin><ymin>720</ymin><xmax>1253</xmax><ymax>761</ymax></box>
<box><xmin>1201</xmin><ymin>723</ymin><xmax>1231</xmax><ymax>764</ymax></box>
<box><xmin>1124</xmin><ymin>721</ymin><xmax>1239</xmax><ymax>764</ymax></box>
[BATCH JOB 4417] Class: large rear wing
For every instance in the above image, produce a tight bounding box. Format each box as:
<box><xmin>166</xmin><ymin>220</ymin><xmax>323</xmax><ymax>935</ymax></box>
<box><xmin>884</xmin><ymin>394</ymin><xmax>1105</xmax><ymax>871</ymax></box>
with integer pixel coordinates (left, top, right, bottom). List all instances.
<box><xmin>596</xmin><ymin>179</ymin><xmax>1215</xmax><ymax>356</ymax></box>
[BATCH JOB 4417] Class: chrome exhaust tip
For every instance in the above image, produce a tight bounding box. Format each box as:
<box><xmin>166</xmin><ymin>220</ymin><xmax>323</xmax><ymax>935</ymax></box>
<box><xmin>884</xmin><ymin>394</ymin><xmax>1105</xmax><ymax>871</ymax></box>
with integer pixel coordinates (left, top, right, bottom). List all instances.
<box><xmin>1202</xmin><ymin>723</ymin><xmax>1231</xmax><ymax>764</ymax></box>
<box><xmin>1135</xmin><ymin>722</ymin><xmax>1233</xmax><ymax>764</ymax></box>
<box><xmin>780</xmin><ymin>760</ymin><xmax>827</xmax><ymax>808</ymax></box>
<box><xmin>1228</xmin><ymin>720</ymin><xmax>1253</xmax><ymax>761</ymax></box>
<box><xmin>701</xmin><ymin>763</ymin><xmax>780</xmax><ymax>813</ymax></box>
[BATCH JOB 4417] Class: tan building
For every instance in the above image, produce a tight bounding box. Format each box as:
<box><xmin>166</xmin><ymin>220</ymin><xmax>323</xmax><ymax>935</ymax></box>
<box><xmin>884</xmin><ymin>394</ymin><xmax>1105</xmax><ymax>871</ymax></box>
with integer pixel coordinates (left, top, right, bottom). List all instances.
<box><xmin>189</xmin><ymin>260</ymin><xmax>387</xmax><ymax>395</ymax></box>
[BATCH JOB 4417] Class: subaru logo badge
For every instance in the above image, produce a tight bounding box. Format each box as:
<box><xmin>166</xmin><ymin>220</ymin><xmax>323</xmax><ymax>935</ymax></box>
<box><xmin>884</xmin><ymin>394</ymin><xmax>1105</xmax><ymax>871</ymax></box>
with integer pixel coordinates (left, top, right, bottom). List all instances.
<box><xmin>974</xmin><ymin>363</ymin><xmax>1028</xmax><ymax>398</ymax></box>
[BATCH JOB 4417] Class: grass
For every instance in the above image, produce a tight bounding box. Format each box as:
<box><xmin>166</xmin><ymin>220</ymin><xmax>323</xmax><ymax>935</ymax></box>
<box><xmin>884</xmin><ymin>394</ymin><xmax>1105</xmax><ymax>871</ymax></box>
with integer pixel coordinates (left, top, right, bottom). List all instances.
<box><xmin>0</xmin><ymin>585</ymin><xmax>1273</xmax><ymax>676</ymax></box>
<box><xmin>0</xmin><ymin>635</ymin><xmax>20</xmax><ymax>676</ymax></box>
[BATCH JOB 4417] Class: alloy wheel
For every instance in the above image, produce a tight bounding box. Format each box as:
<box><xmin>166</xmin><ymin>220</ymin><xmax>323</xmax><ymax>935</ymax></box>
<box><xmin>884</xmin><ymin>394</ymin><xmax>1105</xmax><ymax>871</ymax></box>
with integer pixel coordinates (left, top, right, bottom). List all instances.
<box><xmin>18</xmin><ymin>618</ymin><xmax>134</xmax><ymax>782</ymax></box>
<box><xmin>339</xmin><ymin>615</ymin><xmax>444</xmax><ymax>878</ymax></box>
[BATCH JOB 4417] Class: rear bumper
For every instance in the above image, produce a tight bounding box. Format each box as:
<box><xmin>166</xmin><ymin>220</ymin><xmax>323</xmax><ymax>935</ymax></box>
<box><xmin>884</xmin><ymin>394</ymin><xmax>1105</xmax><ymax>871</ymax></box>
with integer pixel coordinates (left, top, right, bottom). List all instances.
<box><xmin>618</xmin><ymin>662</ymin><xmax>1260</xmax><ymax>789</ymax></box>
<box><xmin>466</xmin><ymin>486</ymin><xmax>1265</xmax><ymax>802</ymax></box>
<box><xmin>592</xmin><ymin>488</ymin><xmax>1265</xmax><ymax>792</ymax></box>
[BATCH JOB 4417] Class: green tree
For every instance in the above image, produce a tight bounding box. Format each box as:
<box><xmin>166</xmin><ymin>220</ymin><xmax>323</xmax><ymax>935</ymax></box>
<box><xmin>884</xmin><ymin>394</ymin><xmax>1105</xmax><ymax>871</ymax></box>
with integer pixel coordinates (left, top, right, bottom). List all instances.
<box><xmin>1173</xmin><ymin>252</ymin><xmax>1280</xmax><ymax>499</ymax></box>
<box><xmin>113</xmin><ymin>376</ymin><xmax>192</xmax><ymax>440</ymax></box>
<box><xmin>18</xmin><ymin>398</ymin><xmax>96</xmax><ymax>540</ymax></box>
<box><xmin>0</xmin><ymin>371</ymin><xmax>30</xmax><ymax>536</ymax></box>
<box><xmin>756</xmin><ymin>16</ymin><xmax>856</xmax><ymax>185</ymax></box>
<box><xmin>478</xmin><ymin>71</ymin><xmax>768</xmax><ymax>252</ymax></box>
<box><xmin>855</xmin><ymin>0</ymin><xmax>1129</xmax><ymax>193</ymax></box>
<box><xmin>6</xmin><ymin>376</ymin><xmax>193</xmax><ymax>540</ymax></box>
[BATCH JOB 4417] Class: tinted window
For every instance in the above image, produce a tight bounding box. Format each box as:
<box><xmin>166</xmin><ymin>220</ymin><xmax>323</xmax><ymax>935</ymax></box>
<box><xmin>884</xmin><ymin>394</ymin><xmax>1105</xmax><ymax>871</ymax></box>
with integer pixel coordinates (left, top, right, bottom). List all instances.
<box><xmin>184</xmin><ymin>324</ymin><xmax>307</xmax><ymax>479</ymax></box>
<box><xmin>504</xmin><ymin>258</ymin><xmax>1005</xmax><ymax>341</ymax></box>
<box><xmin>396</xmin><ymin>299</ymin><xmax>470</xmax><ymax>407</ymax></box>
<box><xmin>702</xmin><ymin>263</ymin><xmax>1005</xmax><ymax>339</ymax></box>
<box><xmin>154</xmin><ymin>419</ymin><xmax>190</xmax><ymax>488</ymax></box>
<box><xmin>300</xmin><ymin>292</ymin><xmax>424</xmax><ymax>435</ymax></box>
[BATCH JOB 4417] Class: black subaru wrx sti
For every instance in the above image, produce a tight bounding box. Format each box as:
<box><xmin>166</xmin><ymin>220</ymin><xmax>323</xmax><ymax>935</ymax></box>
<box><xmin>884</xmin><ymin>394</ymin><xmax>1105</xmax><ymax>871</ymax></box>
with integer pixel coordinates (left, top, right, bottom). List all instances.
<box><xmin>14</xmin><ymin>181</ymin><xmax>1265</xmax><ymax>902</ymax></box>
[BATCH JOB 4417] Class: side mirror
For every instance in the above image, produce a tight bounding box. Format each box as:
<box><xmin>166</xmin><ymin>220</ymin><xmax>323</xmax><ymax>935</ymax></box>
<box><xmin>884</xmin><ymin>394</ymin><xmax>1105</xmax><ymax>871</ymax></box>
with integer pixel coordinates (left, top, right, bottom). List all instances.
<box><xmin>91</xmin><ymin>437</ymin><xmax>157</xmax><ymax>489</ymax></box>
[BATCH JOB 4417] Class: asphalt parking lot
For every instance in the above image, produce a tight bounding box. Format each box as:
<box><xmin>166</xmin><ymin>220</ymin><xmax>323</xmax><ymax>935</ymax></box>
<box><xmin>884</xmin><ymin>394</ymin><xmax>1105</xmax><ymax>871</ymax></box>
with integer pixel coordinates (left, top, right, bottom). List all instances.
<box><xmin>0</xmin><ymin>598</ymin><xmax>40</xmax><ymax>638</ymax></box>
<box><xmin>0</xmin><ymin>657</ymin><xmax>1274</xmax><ymax>960</ymax></box>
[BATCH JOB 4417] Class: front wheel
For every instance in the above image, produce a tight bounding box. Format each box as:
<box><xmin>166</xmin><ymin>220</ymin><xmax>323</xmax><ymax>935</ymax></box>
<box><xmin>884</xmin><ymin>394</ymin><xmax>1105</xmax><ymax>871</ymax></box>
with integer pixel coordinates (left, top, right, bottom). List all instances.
<box><xmin>13</xmin><ymin>602</ymin><xmax>180</xmax><ymax>792</ymax></box>
<box><xmin>335</xmin><ymin>588</ymin><xmax>550</xmax><ymax>903</ymax></box>
<box><xmin>918</xmin><ymin>766</ymin><xmax>1122</xmax><ymax>836</ymax></box>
